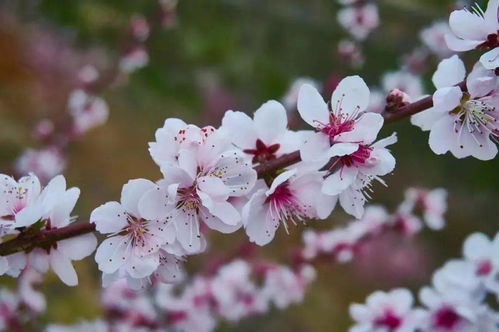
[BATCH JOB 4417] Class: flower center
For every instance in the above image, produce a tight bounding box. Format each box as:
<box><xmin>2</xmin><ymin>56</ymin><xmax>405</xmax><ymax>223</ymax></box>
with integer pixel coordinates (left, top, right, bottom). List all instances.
<box><xmin>339</xmin><ymin>145</ymin><xmax>373</xmax><ymax>167</ymax></box>
<box><xmin>374</xmin><ymin>310</ymin><xmax>402</xmax><ymax>330</ymax></box>
<box><xmin>177</xmin><ymin>186</ymin><xmax>201</xmax><ymax>212</ymax></box>
<box><xmin>121</xmin><ymin>214</ymin><xmax>149</xmax><ymax>248</ymax></box>
<box><xmin>453</xmin><ymin>98</ymin><xmax>499</xmax><ymax>144</ymax></box>
<box><xmin>476</xmin><ymin>260</ymin><xmax>493</xmax><ymax>276</ymax></box>
<box><xmin>243</xmin><ymin>139</ymin><xmax>280</xmax><ymax>164</ymax></box>
<box><xmin>477</xmin><ymin>32</ymin><xmax>499</xmax><ymax>50</ymax></box>
<box><xmin>433</xmin><ymin>306</ymin><xmax>461</xmax><ymax>329</ymax></box>
<box><xmin>266</xmin><ymin>182</ymin><xmax>307</xmax><ymax>231</ymax></box>
<box><xmin>316</xmin><ymin>113</ymin><xmax>356</xmax><ymax>144</ymax></box>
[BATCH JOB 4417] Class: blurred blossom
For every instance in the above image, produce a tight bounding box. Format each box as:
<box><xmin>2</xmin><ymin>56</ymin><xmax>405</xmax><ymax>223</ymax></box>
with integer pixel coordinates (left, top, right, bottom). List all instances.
<box><xmin>130</xmin><ymin>15</ymin><xmax>150</xmax><ymax>42</ymax></box>
<box><xmin>77</xmin><ymin>64</ymin><xmax>100</xmax><ymax>86</ymax></box>
<box><xmin>15</xmin><ymin>147</ymin><xmax>66</xmax><ymax>183</ymax></box>
<box><xmin>198</xmin><ymin>72</ymin><xmax>239</xmax><ymax>126</ymax></box>
<box><xmin>382</xmin><ymin>70</ymin><xmax>424</xmax><ymax>100</ymax></box>
<box><xmin>68</xmin><ymin>89</ymin><xmax>109</xmax><ymax>135</ymax></box>
<box><xmin>18</xmin><ymin>268</ymin><xmax>46</xmax><ymax>313</ymax></box>
<box><xmin>420</xmin><ymin>21</ymin><xmax>455</xmax><ymax>58</ymax></box>
<box><xmin>160</xmin><ymin>0</ymin><xmax>179</xmax><ymax>28</ymax></box>
<box><xmin>366</xmin><ymin>89</ymin><xmax>386</xmax><ymax>113</ymax></box>
<box><xmin>403</xmin><ymin>48</ymin><xmax>431</xmax><ymax>75</ymax></box>
<box><xmin>337</xmin><ymin>3</ymin><xmax>379</xmax><ymax>41</ymax></box>
<box><xmin>32</xmin><ymin>119</ymin><xmax>55</xmax><ymax>141</ymax></box>
<box><xmin>119</xmin><ymin>47</ymin><xmax>149</xmax><ymax>74</ymax></box>
<box><xmin>337</xmin><ymin>39</ymin><xmax>365</xmax><ymax>68</ymax></box>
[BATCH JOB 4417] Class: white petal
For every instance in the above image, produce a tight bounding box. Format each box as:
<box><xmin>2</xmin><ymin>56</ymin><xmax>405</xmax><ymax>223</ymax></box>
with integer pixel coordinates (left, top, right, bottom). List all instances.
<box><xmin>50</xmin><ymin>249</ymin><xmax>78</xmax><ymax>286</ymax></box>
<box><xmin>198</xmin><ymin>191</ymin><xmax>240</xmax><ymax>225</ymax></box>
<box><xmin>126</xmin><ymin>253</ymin><xmax>159</xmax><ymax>279</ymax></box>
<box><xmin>254</xmin><ymin>100</ymin><xmax>288</xmax><ymax>143</ymax></box>
<box><xmin>297</xmin><ymin>84</ymin><xmax>329</xmax><ymax>127</ymax></box>
<box><xmin>467</xmin><ymin>61</ymin><xmax>496</xmax><ymax>97</ymax></box>
<box><xmin>429</xmin><ymin>115</ymin><xmax>459</xmax><ymax>155</ymax></box>
<box><xmin>57</xmin><ymin>233</ymin><xmax>97</xmax><ymax>261</ymax></box>
<box><xmin>444</xmin><ymin>33</ymin><xmax>482</xmax><ymax>52</ymax></box>
<box><xmin>331</xmin><ymin>75</ymin><xmax>370</xmax><ymax>115</ymax></box>
<box><xmin>322</xmin><ymin>167</ymin><xmax>358</xmax><ymax>196</ymax></box>
<box><xmin>449</xmin><ymin>8</ymin><xmax>490</xmax><ymax>41</ymax></box>
<box><xmin>138</xmin><ymin>186</ymin><xmax>172</xmax><ymax>220</ymax></box>
<box><xmin>411</xmin><ymin>108</ymin><xmax>445</xmax><ymax>131</ymax></box>
<box><xmin>300</xmin><ymin>132</ymin><xmax>330</xmax><ymax>163</ymax></box>
<box><xmin>463</xmin><ymin>233</ymin><xmax>491</xmax><ymax>260</ymax></box>
<box><xmin>121</xmin><ymin>179</ymin><xmax>155</xmax><ymax>218</ymax></box>
<box><xmin>335</xmin><ymin>113</ymin><xmax>383</xmax><ymax>144</ymax></box>
<box><xmin>49</xmin><ymin>187</ymin><xmax>80</xmax><ymax>228</ymax></box>
<box><xmin>90</xmin><ymin>201</ymin><xmax>128</xmax><ymax>234</ymax></box>
<box><xmin>178</xmin><ymin>149</ymin><xmax>198</xmax><ymax>180</ymax></box>
<box><xmin>371</xmin><ymin>132</ymin><xmax>398</xmax><ymax>149</ymax></box>
<box><xmin>199</xmin><ymin>207</ymin><xmax>241</xmax><ymax>233</ymax></box>
<box><xmin>339</xmin><ymin>188</ymin><xmax>365</xmax><ymax>219</ymax></box>
<box><xmin>220</xmin><ymin>110</ymin><xmax>257</xmax><ymax>149</ymax></box>
<box><xmin>432</xmin><ymin>55</ymin><xmax>466</xmax><ymax>89</ymax></box>
<box><xmin>172</xmin><ymin>210</ymin><xmax>201</xmax><ymax>253</ymax></box>
<box><xmin>197</xmin><ymin>176</ymin><xmax>230</xmax><ymax>200</ymax></box>
<box><xmin>94</xmin><ymin>236</ymin><xmax>129</xmax><ymax>274</ymax></box>
<box><xmin>362</xmin><ymin>147</ymin><xmax>396</xmax><ymax>176</ymax></box>
<box><xmin>433</xmin><ymin>87</ymin><xmax>463</xmax><ymax>111</ymax></box>
<box><xmin>479</xmin><ymin>48</ymin><xmax>499</xmax><ymax>70</ymax></box>
<box><xmin>242</xmin><ymin>191</ymin><xmax>278</xmax><ymax>246</ymax></box>
<box><xmin>14</xmin><ymin>203</ymin><xmax>43</xmax><ymax>227</ymax></box>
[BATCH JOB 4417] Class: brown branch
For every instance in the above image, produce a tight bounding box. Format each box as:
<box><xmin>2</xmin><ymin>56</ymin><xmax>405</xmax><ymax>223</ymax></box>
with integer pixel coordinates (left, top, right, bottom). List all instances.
<box><xmin>0</xmin><ymin>222</ymin><xmax>96</xmax><ymax>256</ymax></box>
<box><xmin>0</xmin><ymin>81</ymin><xmax>468</xmax><ymax>256</ymax></box>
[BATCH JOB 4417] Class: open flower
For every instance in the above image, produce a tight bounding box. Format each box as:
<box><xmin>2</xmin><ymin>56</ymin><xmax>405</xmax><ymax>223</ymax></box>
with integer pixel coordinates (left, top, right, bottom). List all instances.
<box><xmin>322</xmin><ymin>133</ymin><xmax>397</xmax><ymax>218</ymax></box>
<box><xmin>445</xmin><ymin>0</ymin><xmax>499</xmax><ymax>69</ymax></box>
<box><xmin>242</xmin><ymin>168</ymin><xmax>336</xmax><ymax>245</ymax></box>
<box><xmin>220</xmin><ymin>100</ymin><xmax>301</xmax><ymax>164</ymax></box>
<box><xmin>297</xmin><ymin>76</ymin><xmax>384</xmax><ymax>166</ymax></box>
<box><xmin>0</xmin><ymin>175</ymin><xmax>96</xmax><ymax>286</ymax></box>
<box><xmin>412</xmin><ymin>55</ymin><xmax>499</xmax><ymax>160</ymax></box>
<box><xmin>350</xmin><ymin>288</ymin><xmax>425</xmax><ymax>332</ymax></box>
<box><xmin>91</xmin><ymin>179</ymin><xmax>175</xmax><ymax>287</ymax></box>
<box><xmin>149</xmin><ymin>118</ymin><xmax>216</xmax><ymax>168</ymax></box>
<box><xmin>142</xmin><ymin>132</ymin><xmax>257</xmax><ymax>252</ymax></box>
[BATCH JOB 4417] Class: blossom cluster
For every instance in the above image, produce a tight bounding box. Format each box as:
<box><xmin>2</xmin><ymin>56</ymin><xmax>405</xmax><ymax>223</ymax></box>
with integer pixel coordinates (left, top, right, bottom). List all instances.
<box><xmin>88</xmin><ymin>74</ymin><xmax>398</xmax><ymax>288</ymax></box>
<box><xmin>44</xmin><ymin>187</ymin><xmax>446</xmax><ymax>331</ymax></box>
<box><xmin>0</xmin><ymin>174</ymin><xmax>97</xmax><ymax>286</ymax></box>
<box><xmin>300</xmin><ymin>187</ymin><xmax>447</xmax><ymax>264</ymax></box>
<box><xmin>350</xmin><ymin>231</ymin><xmax>499</xmax><ymax>332</ymax></box>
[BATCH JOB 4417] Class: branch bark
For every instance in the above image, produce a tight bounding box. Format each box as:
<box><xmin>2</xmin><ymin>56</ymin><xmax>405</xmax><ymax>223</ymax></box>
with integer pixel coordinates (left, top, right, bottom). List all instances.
<box><xmin>0</xmin><ymin>81</ymin><xmax>467</xmax><ymax>256</ymax></box>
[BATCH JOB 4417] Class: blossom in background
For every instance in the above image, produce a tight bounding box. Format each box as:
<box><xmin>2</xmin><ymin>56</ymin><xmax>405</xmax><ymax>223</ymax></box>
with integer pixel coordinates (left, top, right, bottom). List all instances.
<box><xmin>220</xmin><ymin>100</ymin><xmax>301</xmax><ymax>164</ymax></box>
<box><xmin>382</xmin><ymin>70</ymin><xmax>424</xmax><ymax>101</ymax></box>
<box><xmin>243</xmin><ymin>168</ymin><xmax>336</xmax><ymax>245</ymax></box>
<box><xmin>68</xmin><ymin>89</ymin><xmax>109</xmax><ymax>135</ymax></box>
<box><xmin>398</xmin><ymin>188</ymin><xmax>448</xmax><ymax>230</ymax></box>
<box><xmin>445</xmin><ymin>0</ymin><xmax>499</xmax><ymax>70</ymax></box>
<box><xmin>15</xmin><ymin>147</ymin><xmax>66</xmax><ymax>184</ymax></box>
<box><xmin>420</xmin><ymin>21</ymin><xmax>455</xmax><ymax>58</ymax></box>
<box><xmin>337</xmin><ymin>3</ymin><xmax>379</xmax><ymax>41</ymax></box>
<box><xmin>337</xmin><ymin>39</ymin><xmax>365</xmax><ymax>68</ymax></box>
<box><xmin>119</xmin><ymin>47</ymin><xmax>149</xmax><ymax>73</ymax></box>
<box><xmin>350</xmin><ymin>288</ymin><xmax>425</xmax><ymax>332</ymax></box>
<box><xmin>91</xmin><ymin>179</ymin><xmax>180</xmax><ymax>288</ymax></box>
<box><xmin>462</xmin><ymin>233</ymin><xmax>499</xmax><ymax>293</ymax></box>
<box><xmin>411</xmin><ymin>55</ymin><xmax>499</xmax><ymax>160</ymax></box>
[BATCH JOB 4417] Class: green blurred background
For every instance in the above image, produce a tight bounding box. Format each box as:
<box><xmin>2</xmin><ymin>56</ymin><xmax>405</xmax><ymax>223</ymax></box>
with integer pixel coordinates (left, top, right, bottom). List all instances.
<box><xmin>0</xmin><ymin>0</ymin><xmax>498</xmax><ymax>330</ymax></box>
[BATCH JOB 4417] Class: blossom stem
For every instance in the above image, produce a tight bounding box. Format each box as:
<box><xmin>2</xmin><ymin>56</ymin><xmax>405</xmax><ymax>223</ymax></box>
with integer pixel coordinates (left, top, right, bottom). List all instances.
<box><xmin>0</xmin><ymin>81</ymin><xmax>467</xmax><ymax>256</ymax></box>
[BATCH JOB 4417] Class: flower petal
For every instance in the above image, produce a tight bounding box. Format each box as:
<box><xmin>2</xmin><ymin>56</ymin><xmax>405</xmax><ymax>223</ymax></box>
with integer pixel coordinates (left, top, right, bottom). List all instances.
<box><xmin>297</xmin><ymin>84</ymin><xmax>329</xmax><ymax>127</ymax></box>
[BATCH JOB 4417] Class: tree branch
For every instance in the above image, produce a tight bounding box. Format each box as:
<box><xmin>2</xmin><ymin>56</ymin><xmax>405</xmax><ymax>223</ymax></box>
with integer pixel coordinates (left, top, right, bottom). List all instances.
<box><xmin>0</xmin><ymin>81</ymin><xmax>467</xmax><ymax>256</ymax></box>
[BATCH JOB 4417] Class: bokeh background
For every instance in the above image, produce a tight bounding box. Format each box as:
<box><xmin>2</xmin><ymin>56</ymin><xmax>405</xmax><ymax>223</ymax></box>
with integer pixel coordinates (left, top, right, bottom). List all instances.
<box><xmin>0</xmin><ymin>0</ymin><xmax>498</xmax><ymax>330</ymax></box>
